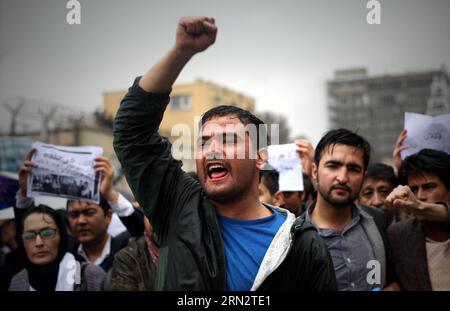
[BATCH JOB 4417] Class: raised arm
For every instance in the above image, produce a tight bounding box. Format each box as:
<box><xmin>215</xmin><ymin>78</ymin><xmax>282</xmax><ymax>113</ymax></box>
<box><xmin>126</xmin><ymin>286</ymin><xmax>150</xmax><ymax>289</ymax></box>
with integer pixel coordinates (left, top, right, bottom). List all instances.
<box><xmin>113</xmin><ymin>16</ymin><xmax>216</xmax><ymax>236</ymax></box>
<box><xmin>294</xmin><ymin>139</ymin><xmax>315</xmax><ymax>177</ymax></box>
<box><xmin>93</xmin><ymin>156</ymin><xmax>145</xmax><ymax>237</ymax></box>
<box><xmin>392</xmin><ymin>129</ymin><xmax>408</xmax><ymax>176</ymax></box>
<box><xmin>385</xmin><ymin>185</ymin><xmax>450</xmax><ymax>223</ymax></box>
<box><xmin>139</xmin><ymin>16</ymin><xmax>217</xmax><ymax>92</ymax></box>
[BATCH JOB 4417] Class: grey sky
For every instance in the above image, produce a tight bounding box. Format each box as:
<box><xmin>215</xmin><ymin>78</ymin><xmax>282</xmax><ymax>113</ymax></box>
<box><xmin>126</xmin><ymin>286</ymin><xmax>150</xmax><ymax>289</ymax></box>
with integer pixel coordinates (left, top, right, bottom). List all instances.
<box><xmin>1</xmin><ymin>0</ymin><xmax>449</xmax><ymax>145</ymax></box>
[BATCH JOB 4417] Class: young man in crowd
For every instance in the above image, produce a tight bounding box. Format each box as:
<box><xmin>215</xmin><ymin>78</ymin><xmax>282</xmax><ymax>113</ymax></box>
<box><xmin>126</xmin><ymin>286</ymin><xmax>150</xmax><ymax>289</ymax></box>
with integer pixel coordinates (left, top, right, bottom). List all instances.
<box><xmin>260</xmin><ymin>139</ymin><xmax>316</xmax><ymax>216</ymax></box>
<box><xmin>113</xmin><ymin>16</ymin><xmax>336</xmax><ymax>291</ymax></box>
<box><xmin>385</xmin><ymin>149</ymin><xmax>450</xmax><ymax>290</ymax></box>
<box><xmin>258</xmin><ymin>169</ymin><xmax>279</xmax><ymax>207</ymax></box>
<box><xmin>298</xmin><ymin>128</ymin><xmax>394</xmax><ymax>290</ymax></box>
<box><xmin>358</xmin><ymin>163</ymin><xmax>400</xmax><ymax>225</ymax></box>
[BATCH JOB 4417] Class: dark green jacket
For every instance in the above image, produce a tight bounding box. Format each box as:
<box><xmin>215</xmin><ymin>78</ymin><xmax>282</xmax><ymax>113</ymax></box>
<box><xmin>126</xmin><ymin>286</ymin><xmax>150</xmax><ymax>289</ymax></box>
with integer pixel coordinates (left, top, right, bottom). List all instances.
<box><xmin>113</xmin><ymin>78</ymin><xmax>337</xmax><ymax>291</ymax></box>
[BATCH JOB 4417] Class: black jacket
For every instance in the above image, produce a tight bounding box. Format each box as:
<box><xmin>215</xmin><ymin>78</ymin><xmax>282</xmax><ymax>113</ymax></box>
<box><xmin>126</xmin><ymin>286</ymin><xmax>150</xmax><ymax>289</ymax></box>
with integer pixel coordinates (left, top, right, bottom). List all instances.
<box><xmin>113</xmin><ymin>77</ymin><xmax>337</xmax><ymax>291</ymax></box>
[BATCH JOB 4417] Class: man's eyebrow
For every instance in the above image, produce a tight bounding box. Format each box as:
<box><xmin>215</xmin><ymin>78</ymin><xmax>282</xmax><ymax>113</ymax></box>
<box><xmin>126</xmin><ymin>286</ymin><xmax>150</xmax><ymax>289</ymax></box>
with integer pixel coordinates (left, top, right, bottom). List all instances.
<box><xmin>347</xmin><ymin>163</ymin><xmax>362</xmax><ymax>169</ymax></box>
<box><xmin>324</xmin><ymin>160</ymin><xmax>342</xmax><ymax>165</ymax></box>
<box><xmin>197</xmin><ymin>135</ymin><xmax>212</xmax><ymax>142</ymax></box>
<box><xmin>223</xmin><ymin>132</ymin><xmax>245</xmax><ymax>139</ymax></box>
<box><xmin>422</xmin><ymin>182</ymin><xmax>437</xmax><ymax>187</ymax></box>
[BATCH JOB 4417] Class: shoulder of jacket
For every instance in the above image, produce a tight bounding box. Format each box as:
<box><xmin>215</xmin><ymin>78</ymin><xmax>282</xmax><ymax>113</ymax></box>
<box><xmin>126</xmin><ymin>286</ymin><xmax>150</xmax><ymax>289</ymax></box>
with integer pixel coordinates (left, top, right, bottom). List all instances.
<box><xmin>10</xmin><ymin>268</ymin><xmax>28</xmax><ymax>283</ymax></box>
<box><xmin>79</xmin><ymin>262</ymin><xmax>105</xmax><ymax>291</ymax></box>
<box><xmin>358</xmin><ymin>204</ymin><xmax>384</xmax><ymax>218</ymax></box>
<box><xmin>111</xmin><ymin>231</ymin><xmax>131</xmax><ymax>248</ymax></box>
<box><xmin>114</xmin><ymin>237</ymin><xmax>148</xmax><ymax>260</ymax></box>
<box><xmin>291</xmin><ymin>215</ymin><xmax>316</xmax><ymax>236</ymax></box>
<box><xmin>388</xmin><ymin>217</ymin><xmax>417</xmax><ymax>236</ymax></box>
<box><xmin>8</xmin><ymin>269</ymin><xmax>29</xmax><ymax>291</ymax></box>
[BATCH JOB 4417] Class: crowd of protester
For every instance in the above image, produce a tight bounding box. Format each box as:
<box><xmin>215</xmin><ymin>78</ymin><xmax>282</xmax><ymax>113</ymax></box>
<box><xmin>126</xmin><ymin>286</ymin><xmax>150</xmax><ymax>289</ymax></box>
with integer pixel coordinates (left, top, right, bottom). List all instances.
<box><xmin>0</xmin><ymin>16</ymin><xmax>449</xmax><ymax>291</ymax></box>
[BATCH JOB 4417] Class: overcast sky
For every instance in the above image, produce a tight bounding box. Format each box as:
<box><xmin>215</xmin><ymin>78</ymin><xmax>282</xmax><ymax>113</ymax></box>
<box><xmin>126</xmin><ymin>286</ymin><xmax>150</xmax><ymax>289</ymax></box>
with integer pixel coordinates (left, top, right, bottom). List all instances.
<box><xmin>1</xmin><ymin>0</ymin><xmax>449</xmax><ymax>145</ymax></box>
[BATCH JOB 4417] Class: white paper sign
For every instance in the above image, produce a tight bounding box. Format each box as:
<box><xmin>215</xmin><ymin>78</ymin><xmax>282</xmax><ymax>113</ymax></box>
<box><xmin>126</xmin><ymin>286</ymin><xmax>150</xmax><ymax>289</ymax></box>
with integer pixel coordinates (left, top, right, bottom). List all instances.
<box><xmin>267</xmin><ymin>143</ymin><xmax>304</xmax><ymax>192</ymax></box>
<box><xmin>401</xmin><ymin>112</ymin><xmax>450</xmax><ymax>159</ymax></box>
<box><xmin>27</xmin><ymin>142</ymin><xmax>103</xmax><ymax>203</ymax></box>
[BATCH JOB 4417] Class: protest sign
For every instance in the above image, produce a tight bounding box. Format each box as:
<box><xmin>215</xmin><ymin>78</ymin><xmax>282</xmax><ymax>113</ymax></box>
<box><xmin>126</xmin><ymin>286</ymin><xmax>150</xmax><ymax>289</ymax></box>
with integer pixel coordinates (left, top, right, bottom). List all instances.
<box><xmin>401</xmin><ymin>112</ymin><xmax>450</xmax><ymax>159</ymax></box>
<box><xmin>267</xmin><ymin>143</ymin><xmax>304</xmax><ymax>191</ymax></box>
<box><xmin>27</xmin><ymin>142</ymin><xmax>103</xmax><ymax>203</ymax></box>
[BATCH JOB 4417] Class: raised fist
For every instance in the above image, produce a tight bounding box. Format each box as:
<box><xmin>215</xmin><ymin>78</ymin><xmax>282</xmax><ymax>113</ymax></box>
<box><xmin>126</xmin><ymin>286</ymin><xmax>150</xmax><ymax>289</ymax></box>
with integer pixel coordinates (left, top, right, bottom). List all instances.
<box><xmin>175</xmin><ymin>16</ymin><xmax>217</xmax><ymax>56</ymax></box>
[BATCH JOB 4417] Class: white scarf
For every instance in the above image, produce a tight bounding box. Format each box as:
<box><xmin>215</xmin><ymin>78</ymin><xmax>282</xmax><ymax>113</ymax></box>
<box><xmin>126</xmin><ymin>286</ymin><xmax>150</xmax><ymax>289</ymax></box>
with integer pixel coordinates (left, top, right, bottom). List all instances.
<box><xmin>55</xmin><ymin>252</ymin><xmax>81</xmax><ymax>291</ymax></box>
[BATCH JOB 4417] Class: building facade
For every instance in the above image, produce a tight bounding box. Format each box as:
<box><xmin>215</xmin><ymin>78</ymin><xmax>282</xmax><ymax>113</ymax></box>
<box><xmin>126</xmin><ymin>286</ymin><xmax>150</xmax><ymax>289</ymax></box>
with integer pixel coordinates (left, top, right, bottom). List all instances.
<box><xmin>327</xmin><ymin>68</ymin><xmax>450</xmax><ymax>161</ymax></box>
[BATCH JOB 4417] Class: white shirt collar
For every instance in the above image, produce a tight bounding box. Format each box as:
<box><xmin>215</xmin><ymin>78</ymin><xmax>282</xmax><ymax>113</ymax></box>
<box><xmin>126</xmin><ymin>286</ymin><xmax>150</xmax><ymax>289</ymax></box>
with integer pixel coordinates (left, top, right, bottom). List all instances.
<box><xmin>77</xmin><ymin>234</ymin><xmax>111</xmax><ymax>266</ymax></box>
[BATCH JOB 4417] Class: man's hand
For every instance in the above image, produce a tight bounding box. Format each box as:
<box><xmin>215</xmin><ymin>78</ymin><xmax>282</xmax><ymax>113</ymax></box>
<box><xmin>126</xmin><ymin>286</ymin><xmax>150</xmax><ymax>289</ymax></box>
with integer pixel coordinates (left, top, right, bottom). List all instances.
<box><xmin>138</xmin><ymin>16</ymin><xmax>217</xmax><ymax>93</ymax></box>
<box><xmin>385</xmin><ymin>185</ymin><xmax>449</xmax><ymax>222</ymax></box>
<box><xmin>392</xmin><ymin>129</ymin><xmax>409</xmax><ymax>175</ymax></box>
<box><xmin>294</xmin><ymin>139</ymin><xmax>315</xmax><ymax>176</ymax></box>
<box><xmin>385</xmin><ymin>185</ymin><xmax>421</xmax><ymax>216</ymax></box>
<box><xmin>175</xmin><ymin>16</ymin><xmax>217</xmax><ymax>57</ymax></box>
<box><xmin>18</xmin><ymin>149</ymin><xmax>37</xmax><ymax>197</ymax></box>
<box><xmin>93</xmin><ymin>156</ymin><xmax>118</xmax><ymax>203</ymax></box>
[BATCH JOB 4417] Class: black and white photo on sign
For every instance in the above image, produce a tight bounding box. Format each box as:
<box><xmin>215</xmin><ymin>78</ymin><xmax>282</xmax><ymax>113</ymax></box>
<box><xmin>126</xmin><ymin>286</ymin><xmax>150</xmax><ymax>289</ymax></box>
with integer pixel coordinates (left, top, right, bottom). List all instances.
<box><xmin>27</xmin><ymin>142</ymin><xmax>103</xmax><ymax>203</ymax></box>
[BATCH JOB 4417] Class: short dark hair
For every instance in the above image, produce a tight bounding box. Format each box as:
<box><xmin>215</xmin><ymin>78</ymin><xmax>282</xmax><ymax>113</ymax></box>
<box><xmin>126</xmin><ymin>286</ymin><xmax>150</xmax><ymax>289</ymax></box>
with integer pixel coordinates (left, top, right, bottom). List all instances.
<box><xmin>365</xmin><ymin>163</ymin><xmax>398</xmax><ymax>188</ymax></box>
<box><xmin>200</xmin><ymin>105</ymin><xmax>268</xmax><ymax>149</ymax></box>
<box><xmin>66</xmin><ymin>194</ymin><xmax>111</xmax><ymax>214</ymax></box>
<box><xmin>399</xmin><ymin>148</ymin><xmax>450</xmax><ymax>191</ymax></box>
<box><xmin>261</xmin><ymin>170</ymin><xmax>279</xmax><ymax>195</ymax></box>
<box><xmin>314</xmin><ymin>128</ymin><xmax>371</xmax><ymax>170</ymax></box>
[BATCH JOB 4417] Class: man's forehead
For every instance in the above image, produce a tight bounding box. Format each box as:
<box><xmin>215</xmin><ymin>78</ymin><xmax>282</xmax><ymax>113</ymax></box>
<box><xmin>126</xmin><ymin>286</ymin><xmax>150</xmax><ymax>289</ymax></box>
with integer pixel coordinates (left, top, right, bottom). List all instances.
<box><xmin>68</xmin><ymin>200</ymin><xmax>100</xmax><ymax>210</ymax></box>
<box><xmin>362</xmin><ymin>178</ymin><xmax>393</xmax><ymax>189</ymax></box>
<box><xmin>201</xmin><ymin>115</ymin><xmax>245</xmax><ymax>129</ymax></box>
<box><xmin>407</xmin><ymin>171</ymin><xmax>441</xmax><ymax>185</ymax></box>
<box><xmin>322</xmin><ymin>144</ymin><xmax>364</xmax><ymax>161</ymax></box>
<box><xmin>200</xmin><ymin>117</ymin><xmax>249</xmax><ymax>137</ymax></box>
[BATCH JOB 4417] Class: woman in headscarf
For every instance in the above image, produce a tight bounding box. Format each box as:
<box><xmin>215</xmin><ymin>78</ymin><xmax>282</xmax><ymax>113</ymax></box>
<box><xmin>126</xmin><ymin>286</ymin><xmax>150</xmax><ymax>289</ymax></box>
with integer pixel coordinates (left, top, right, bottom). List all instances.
<box><xmin>8</xmin><ymin>204</ymin><xmax>105</xmax><ymax>291</ymax></box>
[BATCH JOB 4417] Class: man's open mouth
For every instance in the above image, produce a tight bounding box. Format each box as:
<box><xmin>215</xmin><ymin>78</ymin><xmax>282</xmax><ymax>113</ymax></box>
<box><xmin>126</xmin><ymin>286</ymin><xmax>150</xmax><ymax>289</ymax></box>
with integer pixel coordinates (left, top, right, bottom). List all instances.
<box><xmin>207</xmin><ymin>163</ymin><xmax>229</xmax><ymax>180</ymax></box>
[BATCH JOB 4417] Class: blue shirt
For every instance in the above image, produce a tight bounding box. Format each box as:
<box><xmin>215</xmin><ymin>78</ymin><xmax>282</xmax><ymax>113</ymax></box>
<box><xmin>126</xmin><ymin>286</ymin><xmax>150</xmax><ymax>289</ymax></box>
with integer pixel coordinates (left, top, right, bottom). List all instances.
<box><xmin>217</xmin><ymin>207</ymin><xmax>286</xmax><ymax>291</ymax></box>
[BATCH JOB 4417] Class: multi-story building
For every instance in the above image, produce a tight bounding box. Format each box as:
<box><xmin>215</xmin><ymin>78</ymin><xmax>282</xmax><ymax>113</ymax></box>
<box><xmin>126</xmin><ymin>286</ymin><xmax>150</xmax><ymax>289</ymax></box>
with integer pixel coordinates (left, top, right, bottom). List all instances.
<box><xmin>103</xmin><ymin>80</ymin><xmax>255</xmax><ymax>171</ymax></box>
<box><xmin>327</xmin><ymin>68</ymin><xmax>450</xmax><ymax>161</ymax></box>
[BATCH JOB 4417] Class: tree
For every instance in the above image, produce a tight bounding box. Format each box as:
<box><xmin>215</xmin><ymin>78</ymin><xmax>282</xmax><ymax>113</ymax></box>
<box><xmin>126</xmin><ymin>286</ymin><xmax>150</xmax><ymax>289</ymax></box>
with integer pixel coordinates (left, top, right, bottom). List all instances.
<box><xmin>256</xmin><ymin>111</ymin><xmax>292</xmax><ymax>145</ymax></box>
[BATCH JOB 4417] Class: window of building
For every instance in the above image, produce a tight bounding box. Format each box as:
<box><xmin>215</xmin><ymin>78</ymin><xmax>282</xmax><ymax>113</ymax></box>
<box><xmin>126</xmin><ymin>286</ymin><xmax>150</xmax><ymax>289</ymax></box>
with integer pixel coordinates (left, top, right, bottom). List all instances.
<box><xmin>171</xmin><ymin>95</ymin><xmax>192</xmax><ymax>110</ymax></box>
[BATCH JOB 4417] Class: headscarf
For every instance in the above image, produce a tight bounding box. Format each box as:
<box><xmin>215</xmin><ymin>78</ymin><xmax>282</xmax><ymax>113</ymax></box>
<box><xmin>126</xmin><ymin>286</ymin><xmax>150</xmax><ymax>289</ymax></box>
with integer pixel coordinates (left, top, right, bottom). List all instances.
<box><xmin>18</xmin><ymin>204</ymin><xmax>68</xmax><ymax>291</ymax></box>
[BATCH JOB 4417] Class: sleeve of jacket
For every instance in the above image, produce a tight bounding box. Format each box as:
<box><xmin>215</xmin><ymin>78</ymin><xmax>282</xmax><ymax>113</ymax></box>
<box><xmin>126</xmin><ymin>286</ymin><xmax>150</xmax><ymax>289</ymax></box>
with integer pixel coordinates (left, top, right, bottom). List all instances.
<box><xmin>105</xmin><ymin>238</ymin><xmax>154</xmax><ymax>291</ymax></box>
<box><xmin>113</xmin><ymin>77</ymin><xmax>184</xmax><ymax>239</ymax></box>
<box><xmin>106</xmin><ymin>248</ymin><xmax>141</xmax><ymax>291</ymax></box>
<box><xmin>119</xmin><ymin>208</ymin><xmax>145</xmax><ymax>237</ymax></box>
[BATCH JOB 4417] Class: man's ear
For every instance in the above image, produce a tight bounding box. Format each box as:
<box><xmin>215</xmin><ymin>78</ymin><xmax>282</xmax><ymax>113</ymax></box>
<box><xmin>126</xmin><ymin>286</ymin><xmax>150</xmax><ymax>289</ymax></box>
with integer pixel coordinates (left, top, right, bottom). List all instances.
<box><xmin>105</xmin><ymin>209</ymin><xmax>113</xmax><ymax>224</ymax></box>
<box><xmin>311</xmin><ymin>163</ymin><xmax>318</xmax><ymax>188</ymax></box>
<box><xmin>256</xmin><ymin>147</ymin><xmax>268</xmax><ymax>170</ymax></box>
<box><xmin>274</xmin><ymin>191</ymin><xmax>285</xmax><ymax>207</ymax></box>
<box><xmin>299</xmin><ymin>191</ymin><xmax>306</xmax><ymax>202</ymax></box>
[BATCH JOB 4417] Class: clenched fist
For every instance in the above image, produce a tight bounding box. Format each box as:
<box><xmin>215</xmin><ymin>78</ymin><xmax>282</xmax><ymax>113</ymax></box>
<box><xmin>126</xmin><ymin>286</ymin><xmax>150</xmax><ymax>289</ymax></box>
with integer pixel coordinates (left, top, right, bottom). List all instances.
<box><xmin>175</xmin><ymin>16</ymin><xmax>217</xmax><ymax>56</ymax></box>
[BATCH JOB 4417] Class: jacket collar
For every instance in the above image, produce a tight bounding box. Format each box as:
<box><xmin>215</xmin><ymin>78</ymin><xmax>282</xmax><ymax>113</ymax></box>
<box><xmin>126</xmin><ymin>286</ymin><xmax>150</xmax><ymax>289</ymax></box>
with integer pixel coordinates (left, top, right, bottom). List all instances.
<box><xmin>250</xmin><ymin>204</ymin><xmax>296</xmax><ymax>290</ymax></box>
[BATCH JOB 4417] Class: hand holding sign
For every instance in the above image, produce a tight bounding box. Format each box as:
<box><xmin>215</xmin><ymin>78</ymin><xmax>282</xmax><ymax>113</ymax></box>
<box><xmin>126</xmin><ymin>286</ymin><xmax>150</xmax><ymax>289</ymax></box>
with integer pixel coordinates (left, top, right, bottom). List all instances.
<box><xmin>267</xmin><ymin>143</ymin><xmax>304</xmax><ymax>192</ymax></box>
<box><xmin>401</xmin><ymin>112</ymin><xmax>450</xmax><ymax>159</ymax></box>
<box><xmin>27</xmin><ymin>142</ymin><xmax>103</xmax><ymax>203</ymax></box>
